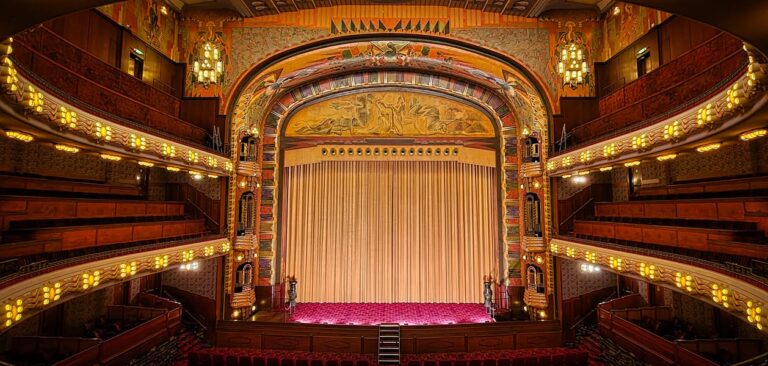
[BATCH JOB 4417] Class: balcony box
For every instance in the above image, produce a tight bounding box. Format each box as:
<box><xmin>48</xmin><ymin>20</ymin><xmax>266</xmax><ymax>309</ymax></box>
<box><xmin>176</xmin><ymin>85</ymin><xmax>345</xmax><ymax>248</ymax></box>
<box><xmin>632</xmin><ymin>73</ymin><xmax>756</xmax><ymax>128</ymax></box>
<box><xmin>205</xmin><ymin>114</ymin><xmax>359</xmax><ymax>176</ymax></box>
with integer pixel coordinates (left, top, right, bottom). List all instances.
<box><xmin>237</xmin><ymin>161</ymin><xmax>261</xmax><ymax>177</ymax></box>
<box><xmin>524</xmin><ymin>289</ymin><xmax>548</xmax><ymax>308</ymax></box>
<box><xmin>521</xmin><ymin>162</ymin><xmax>542</xmax><ymax>178</ymax></box>
<box><xmin>523</xmin><ymin>235</ymin><xmax>546</xmax><ymax>252</ymax></box>
<box><xmin>232</xmin><ymin>287</ymin><xmax>256</xmax><ymax>308</ymax></box>
<box><xmin>234</xmin><ymin>232</ymin><xmax>256</xmax><ymax>251</ymax></box>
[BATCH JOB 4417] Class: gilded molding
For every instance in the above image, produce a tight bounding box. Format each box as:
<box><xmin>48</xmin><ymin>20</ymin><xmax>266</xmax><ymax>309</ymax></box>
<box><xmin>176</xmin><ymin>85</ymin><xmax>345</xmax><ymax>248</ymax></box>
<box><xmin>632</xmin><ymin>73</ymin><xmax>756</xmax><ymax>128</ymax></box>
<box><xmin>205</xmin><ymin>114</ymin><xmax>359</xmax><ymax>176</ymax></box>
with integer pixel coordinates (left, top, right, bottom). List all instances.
<box><xmin>551</xmin><ymin>238</ymin><xmax>768</xmax><ymax>333</ymax></box>
<box><xmin>0</xmin><ymin>68</ymin><xmax>232</xmax><ymax>176</ymax></box>
<box><xmin>0</xmin><ymin>238</ymin><xmax>230</xmax><ymax>331</ymax></box>
<box><xmin>548</xmin><ymin>51</ymin><xmax>768</xmax><ymax>176</ymax></box>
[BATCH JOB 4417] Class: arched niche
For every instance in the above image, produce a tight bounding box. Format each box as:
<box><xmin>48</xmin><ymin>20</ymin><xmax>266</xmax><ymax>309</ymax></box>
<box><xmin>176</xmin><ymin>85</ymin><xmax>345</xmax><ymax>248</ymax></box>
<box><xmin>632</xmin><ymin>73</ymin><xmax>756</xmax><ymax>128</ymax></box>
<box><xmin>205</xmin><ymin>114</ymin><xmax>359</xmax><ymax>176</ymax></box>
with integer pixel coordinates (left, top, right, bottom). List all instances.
<box><xmin>526</xmin><ymin>265</ymin><xmax>545</xmax><ymax>294</ymax></box>
<box><xmin>240</xmin><ymin>135</ymin><xmax>258</xmax><ymax>162</ymax></box>
<box><xmin>524</xmin><ymin>193</ymin><xmax>542</xmax><ymax>237</ymax></box>
<box><xmin>235</xmin><ymin>262</ymin><xmax>254</xmax><ymax>293</ymax></box>
<box><xmin>523</xmin><ymin>136</ymin><xmax>540</xmax><ymax>163</ymax></box>
<box><xmin>237</xmin><ymin>192</ymin><xmax>255</xmax><ymax>235</ymax></box>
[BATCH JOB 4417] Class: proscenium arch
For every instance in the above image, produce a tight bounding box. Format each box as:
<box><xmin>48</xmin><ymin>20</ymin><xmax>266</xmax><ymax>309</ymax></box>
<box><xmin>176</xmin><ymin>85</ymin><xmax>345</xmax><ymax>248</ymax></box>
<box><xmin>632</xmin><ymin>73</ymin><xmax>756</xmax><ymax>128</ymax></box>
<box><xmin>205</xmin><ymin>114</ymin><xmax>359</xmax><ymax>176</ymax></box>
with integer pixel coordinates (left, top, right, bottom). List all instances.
<box><xmin>223</xmin><ymin>32</ymin><xmax>557</xmax><ymax>122</ymax></box>
<box><xmin>225</xmin><ymin>34</ymin><xmax>554</xmax><ymax>291</ymax></box>
<box><xmin>273</xmin><ymin>84</ymin><xmax>511</xmax><ymax>284</ymax></box>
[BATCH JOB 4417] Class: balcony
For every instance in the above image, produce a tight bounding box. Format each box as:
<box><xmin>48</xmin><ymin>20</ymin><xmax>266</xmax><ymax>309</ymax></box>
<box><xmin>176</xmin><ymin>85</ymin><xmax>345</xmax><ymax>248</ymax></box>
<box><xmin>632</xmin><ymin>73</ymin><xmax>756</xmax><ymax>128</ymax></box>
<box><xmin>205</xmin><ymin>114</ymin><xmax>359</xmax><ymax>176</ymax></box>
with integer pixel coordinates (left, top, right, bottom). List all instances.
<box><xmin>232</xmin><ymin>287</ymin><xmax>256</xmax><ymax>308</ymax></box>
<box><xmin>234</xmin><ymin>232</ymin><xmax>256</xmax><ymax>251</ymax></box>
<box><xmin>520</xmin><ymin>162</ymin><xmax>542</xmax><ymax>178</ymax></box>
<box><xmin>9</xmin><ymin>27</ymin><xmax>213</xmax><ymax>148</ymax></box>
<box><xmin>237</xmin><ymin>161</ymin><xmax>261</xmax><ymax>177</ymax></box>
<box><xmin>556</xmin><ymin>32</ymin><xmax>747</xmax><ymax>154</ymax></box>
<box><xmin>522</xmin><ymin>235</ymin><xmax>546</xmax><ymax>252</ymax></box>
<box><xmin>523</xmin><ymin>289</ymin><xmax>548</xmax><ymax>308</ymax></box>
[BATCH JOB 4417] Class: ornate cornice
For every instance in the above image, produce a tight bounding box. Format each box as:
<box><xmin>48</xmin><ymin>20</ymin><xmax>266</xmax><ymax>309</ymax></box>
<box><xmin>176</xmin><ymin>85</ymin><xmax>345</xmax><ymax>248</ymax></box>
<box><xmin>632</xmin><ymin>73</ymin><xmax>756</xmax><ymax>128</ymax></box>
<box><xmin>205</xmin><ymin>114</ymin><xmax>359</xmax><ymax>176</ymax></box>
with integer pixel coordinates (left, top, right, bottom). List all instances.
<box><xmin>0</xmin><ymin>237</ymin><xmax>231</xmax><ymax>331</ymax></box>
<box><xmin>548</xmin><ymin>50</ymin><xmax>768</xmax><ymax>176</ymax></box>
<box><xmin>551</xmin><ymin>238</ymin><xmax>768</xmax><ymax>333</ymax></box>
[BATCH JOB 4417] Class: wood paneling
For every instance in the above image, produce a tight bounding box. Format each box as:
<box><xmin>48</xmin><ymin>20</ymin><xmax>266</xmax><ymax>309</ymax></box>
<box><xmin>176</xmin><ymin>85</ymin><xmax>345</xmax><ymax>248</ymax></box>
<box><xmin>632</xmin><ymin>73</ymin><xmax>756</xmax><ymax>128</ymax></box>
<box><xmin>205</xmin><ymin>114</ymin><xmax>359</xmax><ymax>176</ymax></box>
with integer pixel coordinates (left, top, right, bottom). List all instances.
<box><xmin>0</xmin><ymin>219</ymin><xmax>206</xmax><ymax>257</ymax></box>
<box><xmin>573</xmin><ymin>220</ymin><xmax>767</xmax><ymax>258</ymax></box>
<box><xmin>214</xmin><ymin>321</ymin><xmax>562</xmax><ymax>355</ymax></box>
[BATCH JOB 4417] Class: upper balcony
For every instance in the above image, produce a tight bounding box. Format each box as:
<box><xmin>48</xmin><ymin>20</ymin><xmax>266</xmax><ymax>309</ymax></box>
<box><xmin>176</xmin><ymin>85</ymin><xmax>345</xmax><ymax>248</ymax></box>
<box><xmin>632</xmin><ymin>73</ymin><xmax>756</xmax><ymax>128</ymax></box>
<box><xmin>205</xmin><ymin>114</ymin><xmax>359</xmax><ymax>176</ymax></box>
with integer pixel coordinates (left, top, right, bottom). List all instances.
<box><xmin>555</xmin><ymin>31</ymin><xmax>748</xmax><ymax>156</ymax></box>
<box><xmin>8</xmin><ymin>25</ymin><xmax>218</xmax><ymax>151</ymax></box>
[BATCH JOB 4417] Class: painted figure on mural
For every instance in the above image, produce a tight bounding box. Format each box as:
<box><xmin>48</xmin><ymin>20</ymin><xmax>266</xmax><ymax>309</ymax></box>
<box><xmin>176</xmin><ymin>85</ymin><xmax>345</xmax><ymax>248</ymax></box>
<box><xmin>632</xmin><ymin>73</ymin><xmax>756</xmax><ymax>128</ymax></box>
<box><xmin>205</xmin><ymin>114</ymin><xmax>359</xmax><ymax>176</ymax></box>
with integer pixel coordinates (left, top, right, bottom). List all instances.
<box><xmin>144</xmin><ymin>0</ymin><xmax>161</xmax><ymax>46</ymax></box>
<box><xmin>290</xmin><ymin>92</ymin><xmax>493</xmax><ymax>137</ymax></box>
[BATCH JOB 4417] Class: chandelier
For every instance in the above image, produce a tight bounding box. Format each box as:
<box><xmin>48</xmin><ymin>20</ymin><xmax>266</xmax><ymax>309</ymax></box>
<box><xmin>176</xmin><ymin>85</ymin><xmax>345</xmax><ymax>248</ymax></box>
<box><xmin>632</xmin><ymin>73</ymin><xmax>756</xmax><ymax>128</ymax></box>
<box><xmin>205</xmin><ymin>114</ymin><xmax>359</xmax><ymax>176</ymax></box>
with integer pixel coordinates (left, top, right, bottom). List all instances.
<box><xmin>555</xmin><ymin>23</ymin><xmax>590</xmax><ymax>89</ymax></box>
<box><xmin>193</xmin><ymin>40</ymin><xmax>223</xmax><ymax>87</ymax></box>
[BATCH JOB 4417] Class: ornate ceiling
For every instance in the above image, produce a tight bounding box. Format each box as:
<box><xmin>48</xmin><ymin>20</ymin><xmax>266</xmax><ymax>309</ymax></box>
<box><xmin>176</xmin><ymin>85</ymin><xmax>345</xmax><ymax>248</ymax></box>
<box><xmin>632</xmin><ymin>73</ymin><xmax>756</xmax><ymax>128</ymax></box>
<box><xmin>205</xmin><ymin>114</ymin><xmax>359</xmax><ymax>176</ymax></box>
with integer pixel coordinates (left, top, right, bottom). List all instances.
<box><xmin>176</xmin><ymin>0</ymin><xmax>604</xmax><ymax>18</ymax></box>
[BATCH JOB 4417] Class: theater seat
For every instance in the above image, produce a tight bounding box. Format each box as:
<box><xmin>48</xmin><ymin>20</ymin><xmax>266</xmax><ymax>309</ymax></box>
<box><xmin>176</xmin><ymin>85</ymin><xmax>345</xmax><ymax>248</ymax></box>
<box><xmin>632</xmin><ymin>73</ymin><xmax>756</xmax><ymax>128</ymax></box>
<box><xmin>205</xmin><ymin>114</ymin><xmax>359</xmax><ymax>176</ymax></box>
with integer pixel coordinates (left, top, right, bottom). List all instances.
<box><xmin>497</xmin><ymin>359</ymin><xmax>510</xmax><ymax>366</ymax></box>
<box><xmin>240</xmin><ymin>355</ymin><xmax>254</xmax><ymax>366</ymax></box>
<box><xmin>425</xmin><ymin>361</ymin><xmax>437</xmax><ymax>366</ymax></box>
<box><xmin>439</xmin><ymin>361</ymin><xmax>452</xmax><ymax>366</ymax></box>
<box><xmin>355</xmin><ymin>361</ymin><xmax>369</xmax><ymax>366</ymax></box>
<box><xmin>199</xmin><ymin>352</ymin><xmax>213</xmax><ymax>366</ymax></box>
<box><xmin>226</xmin><ymin>354</ymin><xmax>239</xmax><ymax>366</ymax></box>
<box><xmin>213</xmin><ymin>353</ymin><xmax>226</xmax><ymax>366</ymax></box>
<box><xmin>408</xmin><ymin>361</ymin><xmax>421</xmax><ymax>366</ymax></box>
<box><xmin>340</xmin><ymin>360</ymin><xmax>354</xmax><ymax>366</ymax></box>
<box><xmin>483</xmin><ymin>359</ymin><xmax>496</xmax><ymax>366</ymax></box>
<box><xmin>253</xmin><ymin>356</ymin><xmax>266</xmax><ymax>366</ymax></box>
<box><xmin>296</xmin><ymin>359</ymin><xmax>309</xmax><ymax>366</ymax></box>
<box><xmin>550</xmin><ymin>354</ymin><xmax>564</xmax><ymax>366</ymax></box>
<box><xmin>267</xmin><ymin>357</ymin><xmax>279</xmax><ymax>366</ymax></box>
<box><xmin>189</xmin><ymin>353</ymin><xmax>200</xmax><ymax>366</ymax></box>
<box><xmin>455</xmin><ymin>361</ymin><xmax>468</xmax><ymax>366</ymax></box>
<box><xmin>522</xmin><ymin>356</ymin><xmax>538</xmax><ymax>366</ymax></box>
<box><xmin>310</xmin><ymin>360</ymin><xmax>323</xmax><ymax>366</ymax></box>
<box><xmin>281</xmin><ymin>359</ymin><xmax>295</xmax><ymax>366</ymax></box>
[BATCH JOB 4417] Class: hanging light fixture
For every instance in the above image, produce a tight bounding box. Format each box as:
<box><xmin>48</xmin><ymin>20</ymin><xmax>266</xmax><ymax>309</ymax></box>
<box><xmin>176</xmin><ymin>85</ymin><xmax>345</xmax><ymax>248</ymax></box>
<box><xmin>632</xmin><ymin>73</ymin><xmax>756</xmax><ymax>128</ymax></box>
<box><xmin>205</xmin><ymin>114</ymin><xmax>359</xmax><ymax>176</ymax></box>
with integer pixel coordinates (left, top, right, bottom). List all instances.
<box><xmin>555</xmin><ymin>22</ymin><xmax>590</xmax><ymax>90</ymax></box>
<box><xmin>192</xmin><ymin>28</ymin><xmax>224</xmax><ymax>87</ymax></box>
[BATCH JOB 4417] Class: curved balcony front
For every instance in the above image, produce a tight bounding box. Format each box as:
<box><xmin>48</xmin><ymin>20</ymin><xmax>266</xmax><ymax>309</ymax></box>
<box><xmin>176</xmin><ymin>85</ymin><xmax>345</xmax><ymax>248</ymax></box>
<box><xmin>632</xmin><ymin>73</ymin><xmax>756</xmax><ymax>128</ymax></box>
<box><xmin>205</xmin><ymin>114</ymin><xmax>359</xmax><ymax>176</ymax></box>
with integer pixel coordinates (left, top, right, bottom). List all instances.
<box><xmin>232</xmin><ymin>287</ymin><xmax>256</xmax><ymax>309</ymax></box>
<box><xmin>234</xmin><ymin>232</ymin><xmax>257</xmax><ymax>251</ymax></box>
<box><xmin>237</xmin><ymin>160</ymin><xmax>261</xmax><ymax>177</ymax></box>
<box><xmin>523</xmin><ymin>289</ymin><xmax>548</xmax><ymax>309</ymax></box>
<box><xmin>522</xmin><ymin>235</ymin><xmax>546</xmax><ymax>252</ymax></box>
<box><xmin>521</xmin><ymin>162</ymin><xmax>542</xmax><ymax>178</ymax></box>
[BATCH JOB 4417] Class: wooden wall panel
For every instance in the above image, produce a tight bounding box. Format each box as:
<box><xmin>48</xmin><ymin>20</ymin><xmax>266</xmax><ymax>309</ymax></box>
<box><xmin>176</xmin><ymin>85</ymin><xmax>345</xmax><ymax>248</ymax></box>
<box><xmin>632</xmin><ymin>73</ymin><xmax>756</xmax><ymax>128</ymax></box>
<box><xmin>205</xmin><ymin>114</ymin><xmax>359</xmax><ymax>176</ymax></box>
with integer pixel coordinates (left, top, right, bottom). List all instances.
<box><xmin>467</xmin><ymin>335</ymin><xmax>514</xmax><ymax>352</ymax></box>
<box><xmin>312</xmin><ymin>336</ymin><xmax>363</xmax><ymax>353</ymax></box>
<box><xmin>262</xmin><ymin>335</ymin><xmax>312</xmax><ymax>352</ymax></box>
<box><xmin>415</xmin><ymin>337</ymin><xmax>466</xmax><ymax>353</ymax></box>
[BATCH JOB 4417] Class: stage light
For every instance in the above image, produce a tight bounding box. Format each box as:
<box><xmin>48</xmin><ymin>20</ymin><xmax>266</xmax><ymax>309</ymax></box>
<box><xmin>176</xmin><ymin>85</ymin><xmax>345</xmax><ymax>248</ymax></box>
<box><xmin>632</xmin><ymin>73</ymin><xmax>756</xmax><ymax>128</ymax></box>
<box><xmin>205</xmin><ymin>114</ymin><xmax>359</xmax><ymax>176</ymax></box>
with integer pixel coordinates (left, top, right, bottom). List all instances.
<box><xmin>251</xmin><ymin>305</ymin><xmax>256</xmax><ymax>311</ymax></box>
<box><xmin>138</xmin><ymin>161</ymin><xmax>154</xmax><ymax>167</ymax></box>
<box><xmin>166</xmin><ymin>166</ymin><xmax>180</xmax><ymax>172</ymax></box>
<box><xmin>232</xmin><ymin>310</ymin><xmax>240</xmax><ymax>318</ymax></box>
<box><xmin>624</xmin><ymin>161</ymin><xmax>641</xmax><ymax>167</ymax></box>
<box><xmin>599</xmin><ymin>166</ymin><xmax>613</xmax><ymax>172</ymax></box>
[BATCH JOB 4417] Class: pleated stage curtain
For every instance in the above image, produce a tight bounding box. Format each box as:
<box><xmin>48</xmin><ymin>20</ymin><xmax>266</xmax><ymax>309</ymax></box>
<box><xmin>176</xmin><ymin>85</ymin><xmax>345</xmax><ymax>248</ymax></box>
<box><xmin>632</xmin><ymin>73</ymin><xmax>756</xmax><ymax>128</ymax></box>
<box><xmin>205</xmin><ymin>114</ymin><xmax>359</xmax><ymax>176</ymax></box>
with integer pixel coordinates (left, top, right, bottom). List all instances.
<box><xmin>281</xmin><ymin>160</ymin><xmax>499</xmax><ymax>303</ymax></box>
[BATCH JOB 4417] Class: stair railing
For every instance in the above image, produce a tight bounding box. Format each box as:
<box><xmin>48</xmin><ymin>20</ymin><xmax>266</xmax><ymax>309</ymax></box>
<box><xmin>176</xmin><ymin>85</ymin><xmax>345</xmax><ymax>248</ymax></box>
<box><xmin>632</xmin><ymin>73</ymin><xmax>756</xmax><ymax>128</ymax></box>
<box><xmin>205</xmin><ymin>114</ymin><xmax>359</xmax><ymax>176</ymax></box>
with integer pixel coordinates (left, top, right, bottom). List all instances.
<box><xmin>161</xmin><ymin>289</ymin><xmax>208</xmax><ymax>332</ymax></box>
<box><xmin>570</xmin><ymin>290</ymin><xmax>617</xmax><ymax>331</ymax></box>
<box><xmin>166</xmin><ymin>183</ymin><xmax>221</xmax><ymax>234</ymax></box>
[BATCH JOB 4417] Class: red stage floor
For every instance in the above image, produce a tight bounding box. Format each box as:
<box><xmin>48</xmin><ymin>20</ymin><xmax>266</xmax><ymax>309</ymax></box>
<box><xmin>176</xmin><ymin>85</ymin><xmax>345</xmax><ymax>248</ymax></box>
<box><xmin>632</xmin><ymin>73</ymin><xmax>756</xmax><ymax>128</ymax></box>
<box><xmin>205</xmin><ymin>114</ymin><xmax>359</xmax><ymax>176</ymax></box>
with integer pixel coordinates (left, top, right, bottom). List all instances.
<box><xmin>289</xmin><ymin>303</ymin><xmax>493</xmax><ymax>325</ymax></box>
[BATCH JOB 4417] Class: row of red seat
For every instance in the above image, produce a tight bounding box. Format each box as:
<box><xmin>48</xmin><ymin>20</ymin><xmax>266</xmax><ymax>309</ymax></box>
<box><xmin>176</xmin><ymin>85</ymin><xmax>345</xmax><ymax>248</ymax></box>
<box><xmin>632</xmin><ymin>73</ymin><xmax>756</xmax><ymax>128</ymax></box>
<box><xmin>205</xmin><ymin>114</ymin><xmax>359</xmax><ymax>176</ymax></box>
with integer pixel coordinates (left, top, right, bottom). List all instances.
<box><xmin>188</xmin><ymin>349</ymin><xmax>588</xmax><ymax>366</ymax></box>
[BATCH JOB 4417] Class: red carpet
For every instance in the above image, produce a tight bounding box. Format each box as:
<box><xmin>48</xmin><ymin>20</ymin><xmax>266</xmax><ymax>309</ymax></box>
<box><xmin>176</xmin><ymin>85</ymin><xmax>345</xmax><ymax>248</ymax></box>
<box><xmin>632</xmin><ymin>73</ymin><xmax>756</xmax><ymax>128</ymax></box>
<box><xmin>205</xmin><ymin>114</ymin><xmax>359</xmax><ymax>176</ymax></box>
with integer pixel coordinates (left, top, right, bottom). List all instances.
<box><xmin>289</xmin><ymin>303</ymin><xmax>492</xmax><ymax>325</ymax></box>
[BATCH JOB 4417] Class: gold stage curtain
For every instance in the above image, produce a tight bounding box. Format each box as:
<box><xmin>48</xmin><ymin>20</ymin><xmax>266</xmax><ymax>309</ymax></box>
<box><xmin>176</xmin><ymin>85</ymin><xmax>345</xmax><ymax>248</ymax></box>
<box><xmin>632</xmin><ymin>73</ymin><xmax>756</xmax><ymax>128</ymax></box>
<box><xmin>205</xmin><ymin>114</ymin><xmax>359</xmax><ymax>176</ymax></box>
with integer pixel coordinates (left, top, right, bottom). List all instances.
<box><xmin>281</xmin><ymin>160</ymin><xmax>499</xmax><ymax>303</ymax></box>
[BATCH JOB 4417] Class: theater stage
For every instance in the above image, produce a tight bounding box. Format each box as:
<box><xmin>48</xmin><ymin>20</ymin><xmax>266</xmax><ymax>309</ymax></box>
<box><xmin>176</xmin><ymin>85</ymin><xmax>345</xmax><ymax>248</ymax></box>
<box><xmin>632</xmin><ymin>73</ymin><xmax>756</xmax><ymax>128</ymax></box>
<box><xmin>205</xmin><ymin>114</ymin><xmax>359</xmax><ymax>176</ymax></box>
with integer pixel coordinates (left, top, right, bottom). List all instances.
<box><xmin>289</xmin><ymin>303</ymin><xmax>493</xmax><ymax>325</ymax></box>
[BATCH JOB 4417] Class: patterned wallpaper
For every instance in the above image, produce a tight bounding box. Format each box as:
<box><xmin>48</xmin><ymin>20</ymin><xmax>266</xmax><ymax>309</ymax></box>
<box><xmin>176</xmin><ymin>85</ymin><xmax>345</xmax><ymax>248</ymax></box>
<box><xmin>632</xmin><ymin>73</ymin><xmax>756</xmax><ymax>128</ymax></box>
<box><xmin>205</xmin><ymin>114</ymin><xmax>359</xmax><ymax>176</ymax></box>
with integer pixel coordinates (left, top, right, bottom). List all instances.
<box><xmin>0</xmin><ymin>138</ymin><xmax>142</xmax><ymax>186</ymax></box>
<box><xmin>560</xmin><ymin>258</ymin><xmax>617</xmax><ymax>300</ymax></box>
<box><xmin>451</xmin><ymin>28</ymin><xmax>556</xmax><ymax>99</ymax></box>
<box><xmin>558</xmin><ymin>171</ymin><xmax>611</xmax><ymax>200</ymax></box>
<box><xmin>161</xmin><ymin>257</ymin><xmax>218</xmax><ymax>300</ymax></box>
<box><xmin>62</xmin><ymin>285</ymin><xmax>117</xmax><ymax>336</ymax></box>
<box><xmin>225</xmin><ymin>27</ymin><xmax>329</xmax><ymax>94</ymax></box>
<box><xmin>148</xmin><ymin>167</ymin><xmax>222</xmax><ymax>200</ymax></box>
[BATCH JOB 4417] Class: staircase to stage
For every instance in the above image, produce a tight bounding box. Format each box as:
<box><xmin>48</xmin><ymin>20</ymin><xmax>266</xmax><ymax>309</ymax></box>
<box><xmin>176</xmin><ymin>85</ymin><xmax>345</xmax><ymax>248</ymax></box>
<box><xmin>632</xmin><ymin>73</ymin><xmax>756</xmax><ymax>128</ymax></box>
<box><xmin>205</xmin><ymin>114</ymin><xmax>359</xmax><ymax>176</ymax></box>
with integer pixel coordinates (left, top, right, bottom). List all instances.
<box><xmin>378</xmin><ymin>323</ymin><xmax>401</xmax><ymax>365</ymax></box>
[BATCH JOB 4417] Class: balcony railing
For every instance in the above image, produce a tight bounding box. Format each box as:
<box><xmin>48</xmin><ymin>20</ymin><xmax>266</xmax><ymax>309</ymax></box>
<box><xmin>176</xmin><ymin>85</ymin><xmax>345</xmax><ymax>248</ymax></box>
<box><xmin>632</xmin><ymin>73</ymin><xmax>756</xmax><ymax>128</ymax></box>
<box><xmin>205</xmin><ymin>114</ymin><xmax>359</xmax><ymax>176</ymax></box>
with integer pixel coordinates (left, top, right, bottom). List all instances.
<box><xmin>556</xmin><ymin>33</ymin><xmax>747</xmax><ymax>154</ymax></box>
<box><xmin>10</xmin><ymin>27</ymin><xmax>214</xmax><ymax>149</ymax></box>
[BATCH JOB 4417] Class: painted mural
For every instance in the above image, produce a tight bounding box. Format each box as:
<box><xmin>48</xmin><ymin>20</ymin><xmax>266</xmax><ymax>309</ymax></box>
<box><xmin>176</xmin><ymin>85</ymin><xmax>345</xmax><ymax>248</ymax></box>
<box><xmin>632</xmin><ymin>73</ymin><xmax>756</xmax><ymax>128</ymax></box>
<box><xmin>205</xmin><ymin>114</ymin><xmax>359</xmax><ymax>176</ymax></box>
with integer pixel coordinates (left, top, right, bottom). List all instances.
<box><xmin>593</xmin><ymin>2</ymin><xmax>670</xmax><ymax>62</ymax></box>
<box><xmin>286</xmin><ymin>91</ymin><xmax>494</xmax><ymax>137</ymax></box>
<box><xmin>99</xmin><ymin>0</ymin><xmax>180</xmax><ymax>60</ymax></box>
